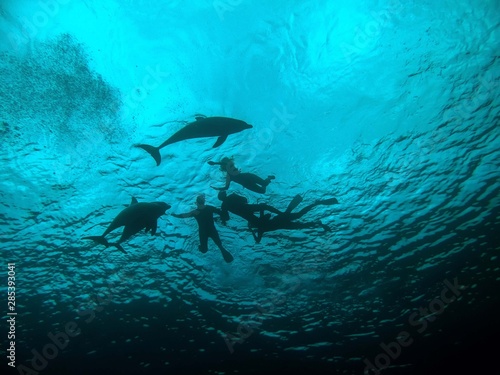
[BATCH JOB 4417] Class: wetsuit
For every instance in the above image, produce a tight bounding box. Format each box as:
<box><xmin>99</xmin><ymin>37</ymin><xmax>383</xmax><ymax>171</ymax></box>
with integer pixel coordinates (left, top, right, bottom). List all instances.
<box><xmin>230</xmin><ymin>173</ymin><xmax>272</xmax><ymax>194</ymax></box>
<box><xmin>193</xmin><ymin>205</ymin><xmax>224</xmax><ymax>253</ymax></box>
<box><xmin>221</xmin><ymin>193</ymin><xmax>282</xmax><ymax>226</ymax></box>
<box><xmin>251</xmin><ymin>197</ymin><xmax>338</xmax><ymax>243</ymax></box>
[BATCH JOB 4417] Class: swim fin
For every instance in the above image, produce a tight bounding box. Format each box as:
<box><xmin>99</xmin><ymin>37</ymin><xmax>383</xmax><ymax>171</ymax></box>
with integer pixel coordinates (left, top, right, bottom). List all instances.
<box><xmin>285</xmin><ymin>195</ymin><xmax>303</xmax><ymax>214</ymax></box>
<box><xmin>221</xmin><ymin>249</ymin><xmax>234</xmax><ymax>263</ymax></box>
<box><xmin>319</xmin><ymin>198</ymin><xmax>338</xmax><ymax>205</ymax></box>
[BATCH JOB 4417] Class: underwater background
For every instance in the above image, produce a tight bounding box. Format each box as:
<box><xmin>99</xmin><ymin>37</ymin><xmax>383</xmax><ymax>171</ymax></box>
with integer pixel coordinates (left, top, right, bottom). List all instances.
<box><xmin>1</xmin><ymin>0</ymin><xmax>499</xmax><ymax>374</ymax></box>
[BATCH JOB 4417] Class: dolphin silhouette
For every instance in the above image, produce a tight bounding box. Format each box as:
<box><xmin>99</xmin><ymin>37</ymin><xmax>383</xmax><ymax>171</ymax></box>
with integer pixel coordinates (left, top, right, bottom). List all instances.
<box><xmin>134</xmin><ymin>116</ymin><xmax>253</xmax><ymax>166</ymax></box>
<box><xmin>82</xmin><ymin>197</ymin><xmax>171</xmax><ymax>253</ymax></box>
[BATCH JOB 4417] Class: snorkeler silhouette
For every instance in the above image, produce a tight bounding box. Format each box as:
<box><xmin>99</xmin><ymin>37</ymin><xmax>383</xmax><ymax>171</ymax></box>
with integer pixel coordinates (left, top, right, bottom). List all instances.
<box><xmin>209</xmin><ymin>157</ymin><xmax>275</xmax><ymax>194</ymax></box>
<box><xmin>249</xmin><ymin>195</ymin><xmax>339</xmax><ymax>243</ymax></box>
<box><xmin>217</xmin><ymin>191</ymin><xmax>283</xmax><ymax>227</ymax></box>
<box><xmin>171</xmin><ymin>194</ymin><xmax>234</xmax><ymax>263</ymax></box>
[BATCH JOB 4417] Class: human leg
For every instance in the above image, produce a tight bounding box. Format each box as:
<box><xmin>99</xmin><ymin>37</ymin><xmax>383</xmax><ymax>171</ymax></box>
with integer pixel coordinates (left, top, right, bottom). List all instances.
<box><xmin>199</xmin><ymin>229</ymin><xmax>209</xmax><ymax>253</ymax></box>
<box><xmin>246</xmin><ymin>203</ymin><xmax>282</xmax><ymax>216</ymax></box>
<box><xmin>258</xmin><ymin>203</ymin><xmax>282</xmax><ymax>215</ymax></box>
<box><xmin>210</xmin><ymin>230</ymin><xmax>234</xmax><ymax>263</ymax></box>
<box><xmin>288</xmin><ymin>197</ymin><xmax>338</xmax><ymax>220</ymax></box>
<box><xmin>288</xmin><ymin>203</ymin><xmax>318</xmax><ymax>220</ymax></box>
<box><xmin>237</xmin><ymin>173</ymin><xmax>275</xmax><ymax>194</ymax></box>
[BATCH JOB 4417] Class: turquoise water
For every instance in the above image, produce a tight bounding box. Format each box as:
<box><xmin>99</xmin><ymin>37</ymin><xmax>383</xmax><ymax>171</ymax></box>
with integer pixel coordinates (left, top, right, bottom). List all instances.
<box><xmin>1</xmin><ymin>1</ymin><xmax>499</xmax><ymax>374</ymax></box>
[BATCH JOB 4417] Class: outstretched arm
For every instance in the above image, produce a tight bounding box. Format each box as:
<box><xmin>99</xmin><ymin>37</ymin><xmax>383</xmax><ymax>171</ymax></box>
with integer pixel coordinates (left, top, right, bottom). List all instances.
<box><xmin>208</xmin><ymin>161</ymin><xmax>223</xmax><ymax>166</ymax></box>
<box><xmin>172</xmin><ymin>210</ymin><xmax>197</xmax><ymax>219</ymax></box>
<box><xmin>211</xmin><ymin>174</ymin><xmax>231</xmax><ymax>191</ymax></box>
<box><xmin>208</xmin><ymin>205</ymin><xmax>225</xmax><ymax>218</ymax></box>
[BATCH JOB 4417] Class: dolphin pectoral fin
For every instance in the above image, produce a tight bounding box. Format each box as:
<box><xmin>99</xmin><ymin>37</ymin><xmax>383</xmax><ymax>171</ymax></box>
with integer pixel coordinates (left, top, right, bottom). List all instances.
<box><xmin>134</xmin><ymin>143</ymin><xmax>162</xmax><ymax>166</ymax></box>
<box><xmin>145</xmin><ymin>220</ymin><xmax>157</xmax><ymax>235</ymax></box>
<box><xmin>119</xmin><ymin>223</ymin><xmax>144</xmax><ymax>243</ymax></box>
<box><xmin>130</xmin><ymin>197</ymin><xmax>139</xmax><ymax>205</ymax></box>
<box><xmin>213</xmin><ymin>135</ymin><xmax>228</xmax><ymax>148</ymax></box>
<box><xmin>150</xmin><ymin>221</ymin><xmax>158</xmax><ymax>236</ymax></box>
<box><xmin>82</xmin><ymin>236</ymin><xmax>110</xmax><ymax>247</ymax></box>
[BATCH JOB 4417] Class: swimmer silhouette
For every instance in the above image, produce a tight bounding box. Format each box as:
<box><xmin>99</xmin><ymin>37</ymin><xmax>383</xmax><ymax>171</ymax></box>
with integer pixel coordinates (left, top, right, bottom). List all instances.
<box><xmin>134</xmin><ymin>116</ymin><xmax>253</xmax><ymax>166</ymax></box>
<box><xmin>217</xmin><ymin>191</ymin><xmax>283</xmax><ymax>227</ymax></box>
<box><xmin>249</xmin><ymin>195</ymin><xmax>338</xmax><ymax>243</ymax></box>
<box><xmin>209</xmin><ymin>157</ymin><xmax>275</xmax><ymax>194</ymax></box>
<box><xmin>172</xmin><ymin>194</ymin><xmax>234</xmax><ymax>263</ymax></box>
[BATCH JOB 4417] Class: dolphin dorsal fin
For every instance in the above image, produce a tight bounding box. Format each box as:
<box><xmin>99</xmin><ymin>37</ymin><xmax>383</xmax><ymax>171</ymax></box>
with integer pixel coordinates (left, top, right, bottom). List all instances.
<box><xmin>130</xmin><ymin>197</ymin><xmax>139</xmax><ymax>205</ymax></box>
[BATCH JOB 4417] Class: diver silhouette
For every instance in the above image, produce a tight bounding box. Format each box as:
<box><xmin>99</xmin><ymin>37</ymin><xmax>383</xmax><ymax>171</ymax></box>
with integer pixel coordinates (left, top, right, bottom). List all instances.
<box><xmin>249</xmin><ymin>195</ymin><xmax>339</xmax><ymax>243</ymax></box>
<box><xmin>217</xmin><ymin>191</ymin><xmax>283</xmax><ymax>227</ymax></box>
<box><xmin>209</xmin><ymin>157</ymin><xmax>275</xmax><ymax>194</ymax></box>
<box><xmin>172</xmin><ymin>194</ymin><xmax>234</xmax><ymax>263</ymax></box>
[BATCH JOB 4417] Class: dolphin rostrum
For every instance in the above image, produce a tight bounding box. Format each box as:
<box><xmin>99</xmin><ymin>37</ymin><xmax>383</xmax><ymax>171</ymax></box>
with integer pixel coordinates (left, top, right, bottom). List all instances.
<box><xmin>134</xmin><ymin>116</ymin><xmax>253</xmax><ymax>166</ymax></box>
<box><xmin>82</xmin><ymin>197</ymin><xmax>171</xmax><ymax>253</ymax></box>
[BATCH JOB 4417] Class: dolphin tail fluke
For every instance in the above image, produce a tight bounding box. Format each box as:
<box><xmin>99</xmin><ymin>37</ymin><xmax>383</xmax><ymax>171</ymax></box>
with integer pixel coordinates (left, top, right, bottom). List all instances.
<box><xmin>134</xmin><ymin>143</ymin><xmax>161</xmax><ymax>166</ymax></box>
<box><xmin>82</xmin><ymin>236</ymin><xmax>110</xmax><ymax>247</ymax></box>
<box><xmin>110</xmin><ymin>243</ymin><xmax>127</xmax><ymax>254</ymax></box>
<box><xmin>83</xmin><ymin>236</ymin><xmax>126</xmax><ymax>254</ymax></box>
